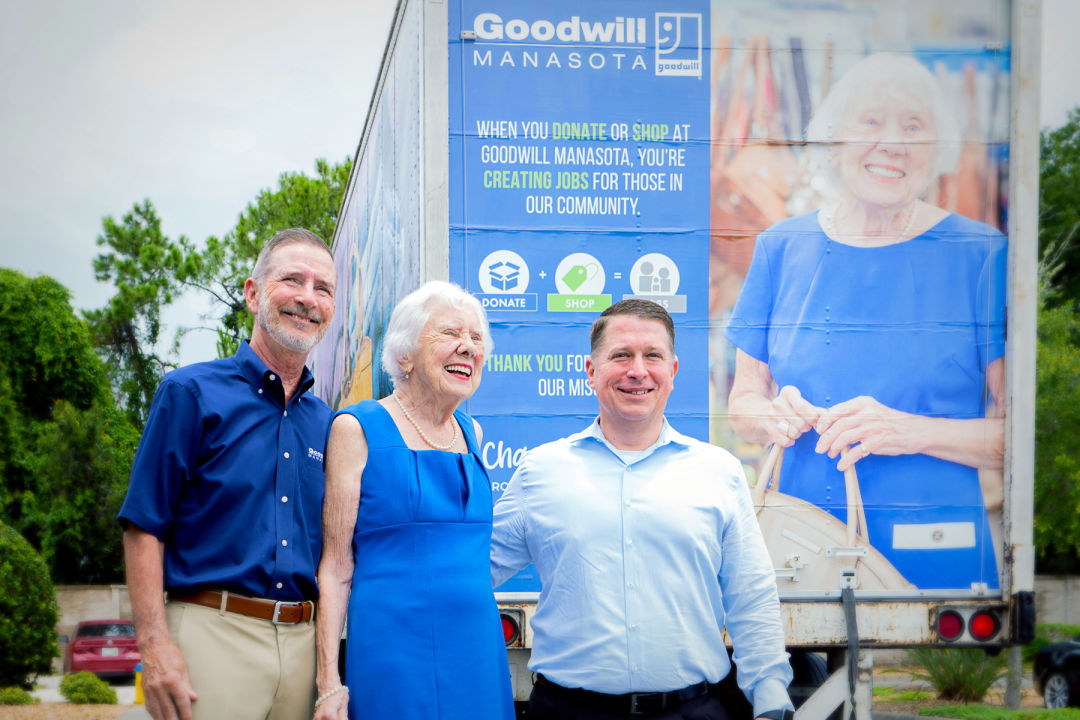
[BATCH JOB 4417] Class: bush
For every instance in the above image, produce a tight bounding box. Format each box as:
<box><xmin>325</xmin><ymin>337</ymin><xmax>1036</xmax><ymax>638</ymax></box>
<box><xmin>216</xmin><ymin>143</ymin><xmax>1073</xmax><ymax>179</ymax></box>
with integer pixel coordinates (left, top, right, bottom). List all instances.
<box><xmin>907</xmin><ymin>647</ymin><xmax>1008</xmax><ymax>703</ymax></box>
<box><xmin>59</xmin><ymin>672</ymin><xmax>117</xmax><ymax>704</ymax></box>
<box><xmin>0</xmin><ymin>686</ymin><xmax>38</xmax><ymax>705</ymax></box>
<box><xmin>1023</xmin><ymin>623</ymin><xmax>1080</xmax><ymax>663</ymax></box>
<box><xmin>0</xmin><ymin>522</ymin><xmax>59</xmax><ymax>687</ymax></box>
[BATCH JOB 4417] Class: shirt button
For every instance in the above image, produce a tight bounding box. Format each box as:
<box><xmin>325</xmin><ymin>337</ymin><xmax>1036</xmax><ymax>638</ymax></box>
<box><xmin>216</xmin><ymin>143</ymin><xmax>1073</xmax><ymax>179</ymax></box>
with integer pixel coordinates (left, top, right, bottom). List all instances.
<box><xmin>269</xmin><ymin>374</ymin><xmax>276</xmax><ymax>381</ymax></box>
<box><xmin>276</xmin><ymin>582</ymin><xmax>283</xmax><ymax>589</ymax></box>
<box><xmin>281</xmin><ymin>539</ymin><xmax>288</xmax><ymax>547</ymax></box>
<box><xmin>258</xmin><ymin>388</ymin><xmax>263</xmax><ymax>395</ymax></box>
<box><xmin>283</xmin><ymin>410</ymin><xmax>288</xmax><ymax>417</ymax></box>
<box><xmin>283</xmin><ymin>451</ymin><xmax>290</xmax><ymax>459</ymax></box>
<box><xmin>626</xmin><ymin>539</ymin><xmax>633</xmax><ymax>546</ymax></box>
<box><xmin>281</xmin><ymin>496</ymin><xmax>288</xmax><ymax>503</ymax></box>
<box><xmin>631</xmin><ymin>624</ymin><xmax>638</xmax><ymax>630</ymax></box>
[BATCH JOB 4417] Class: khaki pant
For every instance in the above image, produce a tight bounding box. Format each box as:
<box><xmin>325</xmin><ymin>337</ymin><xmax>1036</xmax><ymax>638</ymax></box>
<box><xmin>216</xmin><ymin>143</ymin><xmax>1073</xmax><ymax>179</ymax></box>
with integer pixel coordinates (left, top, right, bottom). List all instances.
<box><xmin>166</xmin><ymin>598</ymin><xmax>315</xmax><ymax>720</ymax></box>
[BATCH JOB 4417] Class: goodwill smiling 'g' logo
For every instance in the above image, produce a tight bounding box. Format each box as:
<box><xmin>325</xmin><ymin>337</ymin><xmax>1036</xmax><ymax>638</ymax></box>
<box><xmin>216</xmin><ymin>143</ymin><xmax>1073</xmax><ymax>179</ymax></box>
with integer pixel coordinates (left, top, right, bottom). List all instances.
<box><xmin>655</xmin><ymin>13</ymin><xmax>702</xmax><ymax>77</ymax></box>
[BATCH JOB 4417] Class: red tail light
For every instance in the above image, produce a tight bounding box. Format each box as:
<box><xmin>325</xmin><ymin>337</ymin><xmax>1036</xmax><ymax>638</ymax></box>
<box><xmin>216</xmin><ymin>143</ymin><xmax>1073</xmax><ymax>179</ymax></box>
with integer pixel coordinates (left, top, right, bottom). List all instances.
<box><xmin>500</xmin><ymin>613</ymin><xmax>520</xmax><ymax>645</ymax></box>
<box><xmin>969</xmin><ymin>611</ymin><xmax>1000</xmax><ymax>641</ymax></box>
<box><xmin>937</xmin><ymin>610</ymin><xmax>964</xmax><ymax>641</ymax></box>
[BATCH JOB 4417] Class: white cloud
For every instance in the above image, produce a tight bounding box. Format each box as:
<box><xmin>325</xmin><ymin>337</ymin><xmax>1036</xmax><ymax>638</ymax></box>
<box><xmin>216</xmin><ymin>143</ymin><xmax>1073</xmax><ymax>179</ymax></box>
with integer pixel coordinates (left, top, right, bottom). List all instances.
<box><xmin>0</xmin><ymin>0</ymin><xmax>395</xmax><ymax>360</ymax></box>
<box><xmin>1042</xmin><ymin>0</ymin><xmax>1080</xmax><ymax>129</ymax></box>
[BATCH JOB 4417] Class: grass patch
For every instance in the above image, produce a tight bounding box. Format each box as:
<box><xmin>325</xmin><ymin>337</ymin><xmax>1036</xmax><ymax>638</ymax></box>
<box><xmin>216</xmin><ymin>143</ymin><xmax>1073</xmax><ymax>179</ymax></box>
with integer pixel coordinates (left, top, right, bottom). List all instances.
<box><xmin>919</xmin><ymin>707</ymin><xmax>1080</xmax><ymax>719</ymax></box>
<box><xmin>875</xmin><ymin>684</ymin><xmax>935</xmax><ymax>702</ymax></box>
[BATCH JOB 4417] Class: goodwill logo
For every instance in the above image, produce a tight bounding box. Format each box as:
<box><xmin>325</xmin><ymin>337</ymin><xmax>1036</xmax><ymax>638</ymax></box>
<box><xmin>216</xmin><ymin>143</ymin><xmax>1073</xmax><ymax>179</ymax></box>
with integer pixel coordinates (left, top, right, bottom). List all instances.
<box><xmin>655</xmin><ymin>13</ymin><xmax>702</xmax><ymax>77</ymax></box>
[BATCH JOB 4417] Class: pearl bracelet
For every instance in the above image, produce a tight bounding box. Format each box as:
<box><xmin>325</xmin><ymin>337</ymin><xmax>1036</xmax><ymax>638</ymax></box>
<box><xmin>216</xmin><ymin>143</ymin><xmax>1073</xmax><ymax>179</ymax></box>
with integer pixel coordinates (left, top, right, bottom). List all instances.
<box><xmin>314</xmin><ymin>685</ymin><xmax>348</xmax><ymax>709</ymax></box>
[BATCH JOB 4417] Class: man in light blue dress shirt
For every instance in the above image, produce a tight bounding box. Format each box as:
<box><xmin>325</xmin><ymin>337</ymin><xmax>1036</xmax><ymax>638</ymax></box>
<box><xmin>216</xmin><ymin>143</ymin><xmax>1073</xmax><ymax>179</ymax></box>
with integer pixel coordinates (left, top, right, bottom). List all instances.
<box><xmin>491</xmin><ymin>299</ymin><xmax>794</xmax><ymax>720</ymax></box>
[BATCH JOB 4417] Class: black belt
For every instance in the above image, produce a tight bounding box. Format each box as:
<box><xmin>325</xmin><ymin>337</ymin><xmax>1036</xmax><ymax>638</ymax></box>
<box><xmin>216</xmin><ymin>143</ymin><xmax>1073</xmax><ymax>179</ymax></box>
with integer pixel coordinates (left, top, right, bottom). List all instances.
<box><xmin>535</xmin><ymin>674</ymin><xmax>709</xmax><ymax>716</ymax></box>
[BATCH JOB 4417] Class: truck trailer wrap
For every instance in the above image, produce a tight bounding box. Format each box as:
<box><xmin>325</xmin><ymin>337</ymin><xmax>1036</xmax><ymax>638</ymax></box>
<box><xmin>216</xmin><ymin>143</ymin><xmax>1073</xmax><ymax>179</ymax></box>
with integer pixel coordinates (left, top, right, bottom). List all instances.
<box><xmin>309</xmin><ymin>0</ymin><xmax>1041</xmax><ymax>715</ymax></box>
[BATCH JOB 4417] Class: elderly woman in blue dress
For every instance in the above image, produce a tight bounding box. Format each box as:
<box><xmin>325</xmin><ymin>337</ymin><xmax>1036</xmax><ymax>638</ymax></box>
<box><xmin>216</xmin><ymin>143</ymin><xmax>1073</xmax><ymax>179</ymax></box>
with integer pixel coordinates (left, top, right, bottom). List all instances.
<box><xmin>725</xmin><ymin>53</ymin><xmax>1006</xmax><ymax>590</ymax></box>
<box><xmin>314</xmin><ymin>281</ymin><xmax>514</xmax><ymax>719</ymax></box>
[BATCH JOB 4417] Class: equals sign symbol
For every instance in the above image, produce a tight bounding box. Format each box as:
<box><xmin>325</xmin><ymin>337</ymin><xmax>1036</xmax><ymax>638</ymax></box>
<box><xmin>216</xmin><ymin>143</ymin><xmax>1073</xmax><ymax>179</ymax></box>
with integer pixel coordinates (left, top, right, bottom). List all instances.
<box><xmin>613</xmin><ymin>272</ymin><xmax>623</xmax><ymax>279</ymax></box>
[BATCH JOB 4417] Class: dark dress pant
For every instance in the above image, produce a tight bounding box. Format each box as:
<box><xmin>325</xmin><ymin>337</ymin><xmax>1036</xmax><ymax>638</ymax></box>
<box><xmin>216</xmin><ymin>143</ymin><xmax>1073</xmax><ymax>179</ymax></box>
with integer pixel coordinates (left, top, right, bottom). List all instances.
<box><xmin>528</xmin><ymin>678</ymin><xmax>731</xmax><ymax>720</ymax></box>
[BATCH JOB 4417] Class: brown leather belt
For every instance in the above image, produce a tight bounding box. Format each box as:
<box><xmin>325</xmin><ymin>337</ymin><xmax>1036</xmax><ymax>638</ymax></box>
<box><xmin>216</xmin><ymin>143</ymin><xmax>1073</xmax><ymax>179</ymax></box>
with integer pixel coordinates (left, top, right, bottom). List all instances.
<box><xmin>170</xmin><ymin>590</ymin><xmax>314</xmax><ymax>624</ymax></box>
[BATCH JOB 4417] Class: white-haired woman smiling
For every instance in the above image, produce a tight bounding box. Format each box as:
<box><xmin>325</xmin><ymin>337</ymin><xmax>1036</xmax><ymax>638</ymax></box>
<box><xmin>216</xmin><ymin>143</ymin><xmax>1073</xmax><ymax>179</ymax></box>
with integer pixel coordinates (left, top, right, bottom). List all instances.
<box><xmin>725</xmin><ymin>53</ymin><xmax>1006</xmax><ymax>590</ymax></box>
<box><xmin>313</xmin><ymin>281</ymin><xmax>514</xmax><ymax>720</ymax></box>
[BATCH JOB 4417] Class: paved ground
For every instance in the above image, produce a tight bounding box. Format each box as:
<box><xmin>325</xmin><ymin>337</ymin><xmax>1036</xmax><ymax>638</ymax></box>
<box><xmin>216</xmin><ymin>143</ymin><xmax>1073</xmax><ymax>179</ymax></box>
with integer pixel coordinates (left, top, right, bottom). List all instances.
<box><xmin>27</xmin><ymin>661</ymin><xmax>1038</xmax><ymax>720</ymax></box>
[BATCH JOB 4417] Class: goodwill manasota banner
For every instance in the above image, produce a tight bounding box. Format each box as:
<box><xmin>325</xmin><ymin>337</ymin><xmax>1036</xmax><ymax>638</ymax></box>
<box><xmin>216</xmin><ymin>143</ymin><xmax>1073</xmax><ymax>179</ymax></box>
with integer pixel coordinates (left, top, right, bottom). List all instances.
<box><xmin>446</xmin><ymin>0</ymin><xmax>1012</xmax><ymax>597</ymax></box>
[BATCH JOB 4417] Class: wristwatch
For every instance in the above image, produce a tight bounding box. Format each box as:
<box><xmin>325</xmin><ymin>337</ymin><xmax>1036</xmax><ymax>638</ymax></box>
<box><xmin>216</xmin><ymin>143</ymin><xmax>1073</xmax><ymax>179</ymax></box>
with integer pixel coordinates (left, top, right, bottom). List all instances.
<box><xmin>758</xmin><ymin>709</ymin><xmax>795</xmax><ymax>720</ymax></box>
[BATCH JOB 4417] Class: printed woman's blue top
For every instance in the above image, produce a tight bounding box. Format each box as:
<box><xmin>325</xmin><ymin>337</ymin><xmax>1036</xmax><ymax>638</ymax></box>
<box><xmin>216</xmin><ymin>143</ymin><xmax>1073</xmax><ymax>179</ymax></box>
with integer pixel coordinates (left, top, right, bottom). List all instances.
<box><xmin>335</xmin><ymin>400</ymin><xmax>514</xmax><ymax>720</ymax></box>
<box><xmin>725</xmin><ymin>210</ymin><xmax>1006</xmax><ymax>590</ymax></box>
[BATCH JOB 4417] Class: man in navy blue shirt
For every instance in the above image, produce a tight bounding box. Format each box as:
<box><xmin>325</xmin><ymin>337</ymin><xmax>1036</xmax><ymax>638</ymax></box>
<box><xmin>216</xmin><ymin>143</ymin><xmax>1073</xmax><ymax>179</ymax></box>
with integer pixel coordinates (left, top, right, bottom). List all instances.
<box><xmin>119</xmin><ymin>228</ymin><xmax>337</xmax><ymax>720</ymax></box>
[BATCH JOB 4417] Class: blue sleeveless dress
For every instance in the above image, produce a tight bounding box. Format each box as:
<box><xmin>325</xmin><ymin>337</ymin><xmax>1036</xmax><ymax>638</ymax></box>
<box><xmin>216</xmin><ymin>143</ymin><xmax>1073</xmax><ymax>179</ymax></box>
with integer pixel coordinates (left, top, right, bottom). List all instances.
<box><xmin>725</xmin><ymin>211</ymin><xmax>1005</xmax><ymax>590</ymax></box>
<box><xmin>336</xmin><ymin>400</ymin><xmax>514</xmax><ymax>720</ymax></box>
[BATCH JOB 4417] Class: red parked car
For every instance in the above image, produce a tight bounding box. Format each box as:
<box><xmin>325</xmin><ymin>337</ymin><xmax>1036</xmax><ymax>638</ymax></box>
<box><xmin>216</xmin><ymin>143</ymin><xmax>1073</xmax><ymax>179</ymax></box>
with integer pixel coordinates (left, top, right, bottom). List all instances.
<box><xmin>64</xmin><ymin>620</ymin><xmax>140</xmax><ymax>678</ymax></box>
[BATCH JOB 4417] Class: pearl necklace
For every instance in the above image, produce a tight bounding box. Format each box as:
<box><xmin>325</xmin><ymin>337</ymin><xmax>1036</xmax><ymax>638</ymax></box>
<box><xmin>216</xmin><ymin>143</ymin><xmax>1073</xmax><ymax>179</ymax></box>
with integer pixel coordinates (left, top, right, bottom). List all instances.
<box><xmin>821</xmin><ymin>202</ymin><xmax>917</xmax><ymax>246</ymax></box>
<box><xmin>393</xmin><ymin>393</ymin><xmax>458</xmax><ymax>450</ymax></box>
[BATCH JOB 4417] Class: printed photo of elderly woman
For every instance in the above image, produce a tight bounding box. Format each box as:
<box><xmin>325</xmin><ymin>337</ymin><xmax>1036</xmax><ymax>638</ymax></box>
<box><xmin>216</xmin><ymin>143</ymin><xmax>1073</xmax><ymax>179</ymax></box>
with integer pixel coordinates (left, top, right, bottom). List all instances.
<box><xmin>724</xmin><ymin>53</ymin><xmax>1006</xmax><ymax>591</ymax></box>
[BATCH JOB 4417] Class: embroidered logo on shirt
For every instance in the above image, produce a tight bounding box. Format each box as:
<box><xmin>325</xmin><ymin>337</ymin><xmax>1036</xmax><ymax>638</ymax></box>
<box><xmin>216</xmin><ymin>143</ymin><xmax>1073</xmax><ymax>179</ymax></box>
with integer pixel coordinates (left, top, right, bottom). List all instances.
<box><xmin>307</xmin><ymin>447</ymin><xmax>324</xmax><ymax>463</ymax></box>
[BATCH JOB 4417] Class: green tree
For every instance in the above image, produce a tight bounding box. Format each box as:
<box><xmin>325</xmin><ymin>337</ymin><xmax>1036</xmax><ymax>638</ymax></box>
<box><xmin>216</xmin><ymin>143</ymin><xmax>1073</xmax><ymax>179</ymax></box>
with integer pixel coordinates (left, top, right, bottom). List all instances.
<box><xmin>0</xmin><ymin>270</ymin><xmax>111</xmax><ymax>541</ymax></box>
<box><xmin>0</xmin><ymin>269</ymin><xmax>136</xmax><ymax>582</ymax></box>
<box><xmin>191</xmin><ymin>157</ymin><xmax>350</xmax><ymax>357</ymax></box>
<box><xmin>86</xmin><ymin>199</ymin><xmax>200</xmax><ymax>427</ymax></box>
<box><xmin>1034</xmin><ymin>109</ymin><xmax>1080</xmax><ymax>573</ymax></box>
<box><xmin>1040</xmin><ymin>107</ymin><xmax>1080</xmax><ymax>304</ymax></box>
<box><xmin>1034</xmin><ymin>299</ymin><xmax>1080</xmax><ymax>573</ymax></box>
<box><xmin>33</xmin><ymin>401</ymin><xmax>137</xmax><ymax>583</ymax></box>
<box><xmin>0</xmin><ymin>270</ymin><xmax>108</xmax><ymax>419</ymax></box>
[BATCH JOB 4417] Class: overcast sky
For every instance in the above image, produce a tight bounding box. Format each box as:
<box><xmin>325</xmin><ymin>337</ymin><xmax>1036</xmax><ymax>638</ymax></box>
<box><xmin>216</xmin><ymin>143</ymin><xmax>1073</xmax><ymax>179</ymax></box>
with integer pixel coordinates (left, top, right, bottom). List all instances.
<box><xmin>2</xmin><ymin>0</ymin><xmax>1077</xmax><ymax>364</ymax></box>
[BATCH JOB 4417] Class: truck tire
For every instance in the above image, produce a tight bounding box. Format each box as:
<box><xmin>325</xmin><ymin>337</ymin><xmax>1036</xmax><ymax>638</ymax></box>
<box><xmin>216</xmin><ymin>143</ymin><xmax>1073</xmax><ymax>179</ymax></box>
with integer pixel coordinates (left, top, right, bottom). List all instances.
<box><xmin>789</xmin><ymin>650</ymin><xmax>829</xmax><ymax>705</ymax></box>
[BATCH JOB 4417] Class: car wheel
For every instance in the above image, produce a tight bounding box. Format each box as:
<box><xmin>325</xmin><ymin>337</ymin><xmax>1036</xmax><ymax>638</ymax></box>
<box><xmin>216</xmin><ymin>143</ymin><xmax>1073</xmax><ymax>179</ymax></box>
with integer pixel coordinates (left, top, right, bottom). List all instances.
<box><xmin>1043</xmin><ymin>672</ymin><xmax>1071</xmax><ymax>709</ymax></box>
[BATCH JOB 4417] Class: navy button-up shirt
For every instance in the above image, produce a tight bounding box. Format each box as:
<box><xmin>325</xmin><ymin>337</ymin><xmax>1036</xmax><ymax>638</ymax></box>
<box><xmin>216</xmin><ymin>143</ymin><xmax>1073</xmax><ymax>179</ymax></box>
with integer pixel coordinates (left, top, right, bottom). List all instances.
<box><xmin>118</xmin><ymin>341</ymin><xmax>331</xmax><ymax>602</ymax></box>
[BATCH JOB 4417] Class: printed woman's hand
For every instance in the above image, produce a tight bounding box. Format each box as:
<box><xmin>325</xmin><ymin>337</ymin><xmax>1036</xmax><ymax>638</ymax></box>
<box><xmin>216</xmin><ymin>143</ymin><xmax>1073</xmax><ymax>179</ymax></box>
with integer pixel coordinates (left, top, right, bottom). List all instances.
<box><xmin>768</xmin><ymin>386</ymin><xmax>823</xmax><ymax>447</ymax></box>
<box><xmin>814</xmin><ymin>395</ymin><xmax>917</xmax><ymax>471</ymax></box>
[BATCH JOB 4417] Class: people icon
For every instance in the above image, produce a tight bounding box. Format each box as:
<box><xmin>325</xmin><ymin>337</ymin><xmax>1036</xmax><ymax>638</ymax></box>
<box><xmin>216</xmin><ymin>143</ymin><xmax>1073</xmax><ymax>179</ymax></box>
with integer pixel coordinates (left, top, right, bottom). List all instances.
<box><xmin>636</xmin><ymin>260</ymin><xmax>674</xmax><ymax>294</ymax></box>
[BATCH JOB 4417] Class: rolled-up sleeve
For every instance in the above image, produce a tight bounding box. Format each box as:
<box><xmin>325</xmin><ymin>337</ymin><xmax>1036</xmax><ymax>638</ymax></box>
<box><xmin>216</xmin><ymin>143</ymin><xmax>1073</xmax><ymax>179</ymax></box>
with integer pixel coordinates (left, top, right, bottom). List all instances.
<box><xmin>491</xmin><ymin>464</ymin><xmax>532</xmax><ymax>588</ymax></box>
<box><xmin>718</xmin><ymin>464</ymin><xmax>794</xmax><ymax>716</ymax></box>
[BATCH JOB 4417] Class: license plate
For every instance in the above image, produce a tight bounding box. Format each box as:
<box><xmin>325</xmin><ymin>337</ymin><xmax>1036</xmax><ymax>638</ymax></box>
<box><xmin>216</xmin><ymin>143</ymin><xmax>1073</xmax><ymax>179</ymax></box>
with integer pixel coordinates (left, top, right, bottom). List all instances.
<box><xmin>101</xmin><ymin>648</ymin><xmax>119</xmax><ymax>657</ymax></box>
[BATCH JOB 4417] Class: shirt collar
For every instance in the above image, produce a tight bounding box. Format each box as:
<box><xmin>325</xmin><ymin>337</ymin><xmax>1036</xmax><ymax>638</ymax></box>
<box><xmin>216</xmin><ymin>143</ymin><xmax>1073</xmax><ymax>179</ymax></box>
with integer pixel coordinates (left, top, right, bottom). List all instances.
<box><xmin>234</xmin><ymin>340</ymin><xmax>315</xmax><ymax>401</ymax></box>
<box><xmin>570</xmin><ymin>416</ymin><xmax>696</xmax><ymax>458</ymax></box>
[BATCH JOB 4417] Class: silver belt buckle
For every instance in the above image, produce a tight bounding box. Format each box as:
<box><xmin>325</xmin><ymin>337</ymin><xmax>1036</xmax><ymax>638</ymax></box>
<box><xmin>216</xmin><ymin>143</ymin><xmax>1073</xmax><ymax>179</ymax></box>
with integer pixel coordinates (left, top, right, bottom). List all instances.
<box><xmin>628</xmin><ymin>692</ymin><xmax>657</xmax><ymax>715</ymax></box>
<box><xmin>271</xmin><ymin>600</ymin><xmax>302</xmax><ymax>624</ymax></box>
